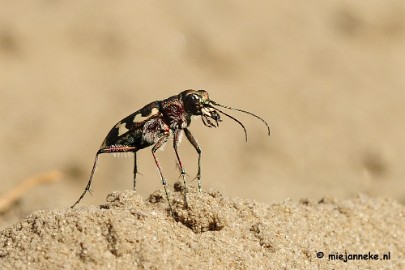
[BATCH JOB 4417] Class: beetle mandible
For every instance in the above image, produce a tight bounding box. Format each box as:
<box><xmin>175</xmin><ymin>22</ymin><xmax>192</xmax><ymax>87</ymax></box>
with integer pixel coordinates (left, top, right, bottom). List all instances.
<box><xmin>71</xmin><ymin>89</ymin><xmax>270</xmax><ymax>214</ymax></box>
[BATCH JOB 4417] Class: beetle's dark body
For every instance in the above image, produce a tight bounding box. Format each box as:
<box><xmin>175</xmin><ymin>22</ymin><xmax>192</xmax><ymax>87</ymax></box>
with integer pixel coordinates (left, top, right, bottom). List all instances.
<box><xmin>101</xmin><ymin>93</ymin><xmax>192</xmax><ymax>153</ymax></box>
<box><xmin>101</xmin><ymin>101</ymin><xmax>163</xmax><ymax>151</ymax></box>
<box><xmin>71</xmin><ymin>89</ymin><xmax>270</xmax><ymax>217</ymax></box>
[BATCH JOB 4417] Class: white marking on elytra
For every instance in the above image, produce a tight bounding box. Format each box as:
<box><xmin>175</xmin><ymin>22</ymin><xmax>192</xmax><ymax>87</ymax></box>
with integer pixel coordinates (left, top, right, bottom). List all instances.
<box><xmin>115</xmin><ymin>122</ymin><xmax>129</xmax><ymax>136</ymax></box>
<box><xmin>133</xmin><ymin>108</ymin><xmax>159</xmax><ymax>123</ymax></box>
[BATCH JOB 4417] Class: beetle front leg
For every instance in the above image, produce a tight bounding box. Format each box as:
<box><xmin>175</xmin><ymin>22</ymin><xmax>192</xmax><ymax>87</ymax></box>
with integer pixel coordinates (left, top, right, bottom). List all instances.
<box><xmin>152</xmin><ymin>135</ymin><xmax>174</xmax><ymax>216</ymax></box>
<box><xmin>173</xmin><ymin>129</ymin><xmax>188</xmax><ymax>207</ymax></box>
<box><xmin>184</xmin><ymin>128</ymin><xmax>202</xmax><ymax>192</ymax></box>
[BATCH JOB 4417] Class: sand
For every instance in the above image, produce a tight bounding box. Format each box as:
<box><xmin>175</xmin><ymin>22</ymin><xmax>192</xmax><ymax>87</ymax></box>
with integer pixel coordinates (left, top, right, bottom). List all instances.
<box><xmin>1</xmin><ymin>182</ymin><xmax>403</xmax><ymax>270</ymax></box>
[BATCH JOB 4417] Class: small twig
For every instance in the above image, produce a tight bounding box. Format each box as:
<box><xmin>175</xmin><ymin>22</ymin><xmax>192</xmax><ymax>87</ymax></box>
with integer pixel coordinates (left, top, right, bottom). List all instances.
<box><xmin>0</xmin><ymin>170</ymin><xmax>62</xmax><ymax>214</ymax></box>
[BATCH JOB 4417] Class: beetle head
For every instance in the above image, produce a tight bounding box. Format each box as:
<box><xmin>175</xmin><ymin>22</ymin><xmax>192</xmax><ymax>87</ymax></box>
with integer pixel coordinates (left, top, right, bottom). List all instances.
<box><xmin>180</xmin><ymin>89</ymin><xmax>270</xmax><ymax>142</ymax></box>
<box><xmin>182</xmin><ymin>90</ymin><xmax>222</xmax><ymax>128</ymax></box>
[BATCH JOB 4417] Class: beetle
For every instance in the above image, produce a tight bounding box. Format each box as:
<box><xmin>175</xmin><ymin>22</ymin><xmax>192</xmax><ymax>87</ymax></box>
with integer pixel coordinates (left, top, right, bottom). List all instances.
<box><xmin>71</xmin><ymin>89</ymin><xmax>270</xmax><ymax>214</ymax></box>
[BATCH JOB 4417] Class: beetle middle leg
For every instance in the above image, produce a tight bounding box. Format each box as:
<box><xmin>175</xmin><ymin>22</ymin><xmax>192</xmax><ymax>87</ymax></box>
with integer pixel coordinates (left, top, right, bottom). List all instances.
<box><xmin>184</xmin><ymin>128</ymin><xmax>202</xmax><ymax>192</ymax></box>
<box><xmin>151</xmin><ymin>135</ymin><xmax>174</xmax><ymax>216</ymax></box>
<box><xmin>133</xmin><ymin>152</ymin><xmax>137</xmax><ymax>191</ymax></box>
<box><xmin>173</xmin><ymin>129</ymin><xmax>188</xmax><ymax>207</ymax></box>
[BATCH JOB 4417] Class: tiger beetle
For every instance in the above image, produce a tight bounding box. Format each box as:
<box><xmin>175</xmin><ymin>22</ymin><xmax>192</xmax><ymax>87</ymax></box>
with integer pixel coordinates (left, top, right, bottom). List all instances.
<box><xmin>71</xmin><ymin>89</ymin><xmax>270</xmax><ymax>216</ymax></box>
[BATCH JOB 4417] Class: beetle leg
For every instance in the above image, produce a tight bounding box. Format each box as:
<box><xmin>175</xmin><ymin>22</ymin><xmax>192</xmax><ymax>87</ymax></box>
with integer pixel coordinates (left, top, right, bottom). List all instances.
<box><xmin>152</xmin><ymin>135</ymin><xmax>174</xmax><ymax>217</ymax></box>
<box><xmin>71</xmin><ymin>146</ymin><xmax>137</xmax><ymax>208</ymax></box>
<box><xmin>184</xmin><ymin>128</ymin><xmax>202</xmax><ymax>192</ymax></box>
<box><xmin>133</xmin><ymin>152</ymin><xmax>137</xmax><ymax>191</ymax></box>
<box><xmin>173</xmin><ymin>129</ymin><xmax>188</xmax><ymax>208</ymax></box>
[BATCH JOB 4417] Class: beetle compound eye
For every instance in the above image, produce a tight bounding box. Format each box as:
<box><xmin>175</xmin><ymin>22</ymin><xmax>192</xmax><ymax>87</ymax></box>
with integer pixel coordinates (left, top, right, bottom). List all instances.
<box><xmin>184</xmin><ymin>94</ymin><xmax>204</xmax><ymax>115</ymax></box>
<box><xmin>191</xmin><ymin>94</ymin><xmax>200</xmax><ymax>103</ymax></box>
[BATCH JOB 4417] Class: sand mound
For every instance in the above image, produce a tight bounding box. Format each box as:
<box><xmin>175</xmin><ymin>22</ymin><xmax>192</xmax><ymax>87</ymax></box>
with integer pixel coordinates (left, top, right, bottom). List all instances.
<box><xmin>0</xmin><ymin>183</ymin><xmax>403</xmax><ymax>269</ymax></box>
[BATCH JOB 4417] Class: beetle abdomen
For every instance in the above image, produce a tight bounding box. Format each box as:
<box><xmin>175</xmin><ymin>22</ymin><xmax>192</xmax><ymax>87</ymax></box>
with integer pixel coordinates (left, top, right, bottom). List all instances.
<box><xmin>100</xmin><ymin>101</ymin><xmax>162</xmax><ymax>149</ymax></box>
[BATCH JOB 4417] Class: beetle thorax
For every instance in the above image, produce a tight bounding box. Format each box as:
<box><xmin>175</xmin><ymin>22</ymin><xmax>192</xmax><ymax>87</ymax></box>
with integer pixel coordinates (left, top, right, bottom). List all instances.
<box><xmin>161</xmin><ymin>97</ymin><xmax>190</xmax><ymax>130</ymax></box>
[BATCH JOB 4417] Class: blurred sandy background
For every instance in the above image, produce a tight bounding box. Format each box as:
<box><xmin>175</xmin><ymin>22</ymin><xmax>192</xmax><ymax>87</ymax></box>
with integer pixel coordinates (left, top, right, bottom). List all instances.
<box><xmin>1</xmin><ymin>0</ymin><xmax>405</xmax><ymax>229</ymax></box>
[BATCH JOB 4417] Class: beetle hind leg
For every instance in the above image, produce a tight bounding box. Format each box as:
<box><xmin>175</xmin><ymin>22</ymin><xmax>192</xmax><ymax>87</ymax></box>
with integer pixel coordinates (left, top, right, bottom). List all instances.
<box><xmin>71</xmin><ymin>145</ymin><xmax>137</xmax><ymax>208</ymax></box>
<box><xmin>70</xmin><ymin>150</ymin><xmax>101</xmax><ymax>208</ymax></box>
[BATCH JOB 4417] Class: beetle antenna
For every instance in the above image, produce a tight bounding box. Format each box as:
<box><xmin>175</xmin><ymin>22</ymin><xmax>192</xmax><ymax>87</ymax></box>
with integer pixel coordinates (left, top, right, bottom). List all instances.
<box><xmin>208</xmin><ymin>105</ymin><xmax>248</xmax><ymax>142</ymax></box>
<box><xmin>209</xmin><ymin>100</ymin><xmax>270</xmax><ymax>136</ymax></box>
